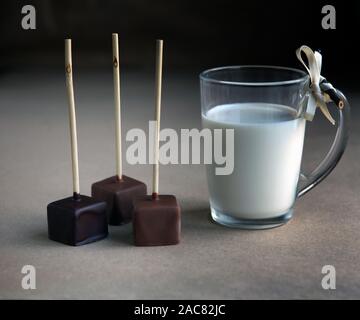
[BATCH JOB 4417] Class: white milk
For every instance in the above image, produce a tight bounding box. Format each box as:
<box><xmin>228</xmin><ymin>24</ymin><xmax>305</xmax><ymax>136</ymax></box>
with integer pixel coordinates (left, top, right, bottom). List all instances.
<box><xmin>202</xmin><ymin>103</ymin><xmax>306</xmax><ymax>219</ymax></box>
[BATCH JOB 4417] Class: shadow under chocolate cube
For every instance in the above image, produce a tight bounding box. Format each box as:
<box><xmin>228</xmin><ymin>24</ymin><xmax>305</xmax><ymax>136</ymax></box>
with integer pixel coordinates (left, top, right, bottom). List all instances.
<box><xmin>91</xmin><ymin>175</ymin><xmax>147</xmax><ymax>225</ymax></box>
<box><xmin>133</xmin><ymin>195</ymin><xmax>181</xmax><ymax>246</ymax></box>
<box><xmin>47</xmin><ymin>195</ymin><xmax>108</xmax><ymax>246</ymax></box>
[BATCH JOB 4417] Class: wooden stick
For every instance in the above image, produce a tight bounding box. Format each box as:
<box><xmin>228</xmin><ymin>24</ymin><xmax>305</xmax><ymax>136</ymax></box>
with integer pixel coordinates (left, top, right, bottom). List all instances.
<box><xmin>112</xmin><ymin>33</ymin><xmax>122</xmax><ymax>180</ymax></box>
<box><xmin>64</xmin><ymin>39</ymin><xmax>80</xmax><ymax>198</ymax></box>
<box><xmin>152</xmin><ymin>39</ymin><xmax>163</xmax><ymax>198</ymax></box>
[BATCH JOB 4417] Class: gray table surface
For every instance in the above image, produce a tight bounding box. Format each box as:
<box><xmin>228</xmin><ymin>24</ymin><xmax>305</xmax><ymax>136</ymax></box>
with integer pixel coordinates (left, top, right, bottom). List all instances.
<box><xmin>0</xmin><ymin>70</ymin><xmax>359</xmax><ymax>299</ymax></box>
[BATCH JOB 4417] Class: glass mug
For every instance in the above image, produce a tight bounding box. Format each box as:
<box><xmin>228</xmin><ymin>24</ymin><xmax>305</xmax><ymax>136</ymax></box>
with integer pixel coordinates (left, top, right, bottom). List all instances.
<box><xmin>200</xmin><ymin>66</ymin><xmax>349</xmax><ymax>229</ymax></box>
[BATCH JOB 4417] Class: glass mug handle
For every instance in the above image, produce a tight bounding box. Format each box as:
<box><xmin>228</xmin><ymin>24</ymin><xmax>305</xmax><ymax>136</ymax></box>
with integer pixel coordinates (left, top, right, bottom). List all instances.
<box><xmin>297</xmin><ymin>90</ymin><xmax>350</xmax><ymax>197</ymax></box>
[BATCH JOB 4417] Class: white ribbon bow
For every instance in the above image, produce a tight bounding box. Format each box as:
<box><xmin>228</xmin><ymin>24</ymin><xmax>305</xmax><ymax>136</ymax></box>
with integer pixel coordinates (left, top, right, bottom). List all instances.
<box><xmin>296</xmin><ymin>45</ymin><xmax>335</xmax><ymax>125</ymax></box>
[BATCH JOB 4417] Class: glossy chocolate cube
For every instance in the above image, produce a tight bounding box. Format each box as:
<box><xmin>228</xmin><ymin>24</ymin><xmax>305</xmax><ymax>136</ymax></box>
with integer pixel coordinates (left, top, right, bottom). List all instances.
<box><xmin>133</xmin><ymin>195</ymin><xmax>181</xmax><ymax>246</ymax></box>
<box><xmin>47</xmin><ymin>195</ymin><xmax>108</xmax><ymax>246</ymax></box>
<box><xmin>91</xmin><ymin>175</ymin><xmax>147</xmax><ymax>225</ymax></box>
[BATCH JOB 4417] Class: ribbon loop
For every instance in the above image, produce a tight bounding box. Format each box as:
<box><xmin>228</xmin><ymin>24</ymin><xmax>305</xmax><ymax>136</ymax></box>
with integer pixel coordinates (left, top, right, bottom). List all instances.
<box><xmin>296</xmin><ymin>45</ymin><xmax>343</xmax><ymax>125</ymax></box>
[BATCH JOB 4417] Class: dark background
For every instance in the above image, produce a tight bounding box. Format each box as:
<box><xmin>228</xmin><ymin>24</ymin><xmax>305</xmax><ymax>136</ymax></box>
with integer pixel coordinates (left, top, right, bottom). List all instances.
<box><xmin>0</xmin><ymin>0</ymin><xmax>358</xmax><ymax>87</ymax></box>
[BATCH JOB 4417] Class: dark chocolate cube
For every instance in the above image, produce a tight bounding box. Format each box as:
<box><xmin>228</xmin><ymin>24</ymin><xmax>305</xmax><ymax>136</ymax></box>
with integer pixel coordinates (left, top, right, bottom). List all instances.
<box><xmin>91</xmin><ymin>175</ymin><xmax>147</xmax><ymax>225</ymax></box>
<box><xmin>47</xmin><ymin>195</ymin><xmax>108</xmax><ymax>246</ymax></box>
<box><xmin>133</xmin><ymin>195</ymin><xmax>181</xmax><ymax>246</ymax></box>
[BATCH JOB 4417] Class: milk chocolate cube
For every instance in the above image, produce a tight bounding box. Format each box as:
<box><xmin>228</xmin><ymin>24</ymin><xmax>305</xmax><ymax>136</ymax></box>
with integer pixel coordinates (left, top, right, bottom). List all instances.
<box><xmin>47</xmin><ymin>195</ymin><xmax>108</xmax><ymax>246</ymax></box>
<box><xmin>133</xmin><ymin>195</ymin><xmax>181</xmax><ymax>246</ymax></box>
<box><xmin>91</xmin><ymin>175</ymin><xmax>147</xmax><ymax>225</ymax></box>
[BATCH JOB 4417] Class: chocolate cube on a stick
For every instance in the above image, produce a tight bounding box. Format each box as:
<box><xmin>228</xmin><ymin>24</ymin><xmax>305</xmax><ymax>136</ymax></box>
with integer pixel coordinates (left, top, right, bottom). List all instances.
<box><xmin>92</xmin><ymin>175</ymin><xmax>146</xmax><ymax>225</ymax></box>
<box><xmin>91</xmin><ymin>34</ymin><xmax>146</xmax><ymax>225</ymax></box>
<box><xmin>133</xmin><ymin>40</ymin><xmax>181</xmax><ymax>246</ymax></box>
<box><xmin>47</xmin><ymin>39</ymin><xmax>108</xmax><ymax>246</ymax></box>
